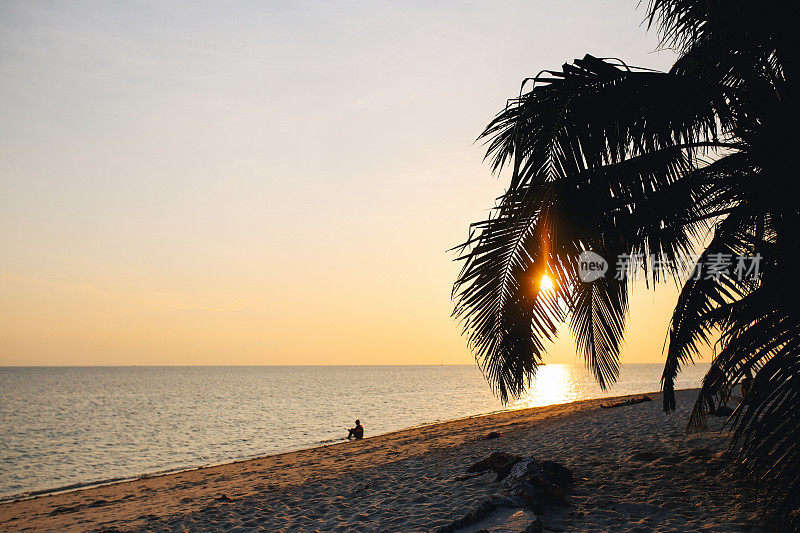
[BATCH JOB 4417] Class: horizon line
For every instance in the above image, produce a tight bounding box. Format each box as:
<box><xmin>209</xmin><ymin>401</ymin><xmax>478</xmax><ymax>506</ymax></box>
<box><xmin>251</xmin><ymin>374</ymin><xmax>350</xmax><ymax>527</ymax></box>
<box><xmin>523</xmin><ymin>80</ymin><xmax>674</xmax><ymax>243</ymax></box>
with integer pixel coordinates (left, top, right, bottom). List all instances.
<box><xmin>0</xmin><ymin>362</ymin><xmax>681</xmax><ymax>367</ymax></box>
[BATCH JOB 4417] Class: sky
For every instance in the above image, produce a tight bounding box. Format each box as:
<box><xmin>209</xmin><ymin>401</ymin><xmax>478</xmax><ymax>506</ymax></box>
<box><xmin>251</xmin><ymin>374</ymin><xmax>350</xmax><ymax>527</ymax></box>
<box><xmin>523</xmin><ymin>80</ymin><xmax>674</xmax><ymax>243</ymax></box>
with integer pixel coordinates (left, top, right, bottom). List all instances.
<box><xmin>0</xmin><ymin>1</ymin><xmax>702</xmax><ymax>366</ymax></box>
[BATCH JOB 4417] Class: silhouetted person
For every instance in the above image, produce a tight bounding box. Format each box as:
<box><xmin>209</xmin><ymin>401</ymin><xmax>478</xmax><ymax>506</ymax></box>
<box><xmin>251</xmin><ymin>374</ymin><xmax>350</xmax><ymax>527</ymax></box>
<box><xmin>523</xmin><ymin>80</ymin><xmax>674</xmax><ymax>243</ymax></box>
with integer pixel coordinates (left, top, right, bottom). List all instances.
<box><xmin>347</xmin><ymin>419</ymin><xmax>363</xmax><ymax>440</ymax></box>
<box><xmin>741</xmin><ymin>370</ymin><xmax>753</xmax><ymax>403</ymax></box>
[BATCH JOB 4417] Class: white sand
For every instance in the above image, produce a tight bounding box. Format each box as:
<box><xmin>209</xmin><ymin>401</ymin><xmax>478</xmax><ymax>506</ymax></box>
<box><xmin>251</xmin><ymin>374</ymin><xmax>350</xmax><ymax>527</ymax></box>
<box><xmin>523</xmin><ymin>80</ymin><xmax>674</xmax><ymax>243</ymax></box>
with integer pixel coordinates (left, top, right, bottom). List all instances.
<box><xmin>0</xmin><ymin>389</ymin><xmax>762</xmax><ymax>532</ymax></box>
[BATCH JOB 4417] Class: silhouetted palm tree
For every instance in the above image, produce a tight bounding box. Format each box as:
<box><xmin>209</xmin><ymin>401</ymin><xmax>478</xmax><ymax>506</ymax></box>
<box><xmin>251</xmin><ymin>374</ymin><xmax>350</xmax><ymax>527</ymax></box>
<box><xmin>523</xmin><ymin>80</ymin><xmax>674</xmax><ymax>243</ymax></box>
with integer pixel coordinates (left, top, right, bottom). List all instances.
<box><xmin>453</xmin><ymin>0</ymin><xmax>797</xmax><ymax>527</ymax></box>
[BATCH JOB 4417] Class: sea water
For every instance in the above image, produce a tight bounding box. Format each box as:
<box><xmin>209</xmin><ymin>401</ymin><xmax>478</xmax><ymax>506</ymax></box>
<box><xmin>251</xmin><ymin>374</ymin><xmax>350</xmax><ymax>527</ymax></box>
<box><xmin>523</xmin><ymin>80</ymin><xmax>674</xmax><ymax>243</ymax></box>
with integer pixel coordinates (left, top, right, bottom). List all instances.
<box><xmin>0</xmin><ymin>364</ymin><xmax>709</xmax><ymax>498</ymax></box>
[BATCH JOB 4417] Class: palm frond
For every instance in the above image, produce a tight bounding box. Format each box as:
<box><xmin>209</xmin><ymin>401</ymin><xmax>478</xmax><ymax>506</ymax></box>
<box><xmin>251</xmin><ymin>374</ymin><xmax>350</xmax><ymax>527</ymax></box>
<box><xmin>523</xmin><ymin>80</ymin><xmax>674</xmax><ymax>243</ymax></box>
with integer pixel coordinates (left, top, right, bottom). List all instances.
<box><xmin>569</xmin><ymin>275</ymin><xmax>628</xmax><ymax>388</ymax></box>
<box><xmin>455</xmin><ymin>55</ymin><xmax>734</xmax><ymax>400</ymax></box>
<box><xmin>662</xmin><ymin>194</ymin><xmax>762</xmax><ymax>412</ymax></box>
<box><xmin>458</xmin><ymin>2</ymin><xmax>798</xmax><ymax>529</ymax></box>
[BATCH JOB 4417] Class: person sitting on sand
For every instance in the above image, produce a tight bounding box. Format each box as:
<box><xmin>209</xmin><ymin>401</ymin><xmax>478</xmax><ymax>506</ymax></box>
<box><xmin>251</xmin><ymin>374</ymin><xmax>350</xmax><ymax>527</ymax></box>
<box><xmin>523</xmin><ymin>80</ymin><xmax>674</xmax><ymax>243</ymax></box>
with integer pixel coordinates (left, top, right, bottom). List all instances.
<box><xmin>347</xmin><ymin>419</ymin><xmax>364</xmax><ymax>440</ymax></box>
<box><xmin>741</xmin><ymin>370</ymin><xmax>753</xmax><ymax>403</ymax></box>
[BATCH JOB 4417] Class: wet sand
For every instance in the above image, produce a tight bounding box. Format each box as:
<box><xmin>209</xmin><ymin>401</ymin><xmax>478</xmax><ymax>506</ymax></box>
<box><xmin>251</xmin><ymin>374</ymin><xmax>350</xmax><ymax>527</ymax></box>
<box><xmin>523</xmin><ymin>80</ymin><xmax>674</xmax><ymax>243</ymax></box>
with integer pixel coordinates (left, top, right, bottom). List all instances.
<box><xmin>0</xmin><ymin>389</ymin><xmax>762</xmax><ymax>532</ymax></box>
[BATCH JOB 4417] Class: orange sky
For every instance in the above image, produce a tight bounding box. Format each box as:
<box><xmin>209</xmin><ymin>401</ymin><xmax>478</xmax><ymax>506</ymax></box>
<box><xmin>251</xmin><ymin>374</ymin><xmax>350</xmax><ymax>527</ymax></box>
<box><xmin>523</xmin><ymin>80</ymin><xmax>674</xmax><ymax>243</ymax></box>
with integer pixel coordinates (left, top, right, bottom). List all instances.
<box><xmin>0</xmin><ymin>1</ymin><xmax>712</xmax><ymax>366</ymax></box>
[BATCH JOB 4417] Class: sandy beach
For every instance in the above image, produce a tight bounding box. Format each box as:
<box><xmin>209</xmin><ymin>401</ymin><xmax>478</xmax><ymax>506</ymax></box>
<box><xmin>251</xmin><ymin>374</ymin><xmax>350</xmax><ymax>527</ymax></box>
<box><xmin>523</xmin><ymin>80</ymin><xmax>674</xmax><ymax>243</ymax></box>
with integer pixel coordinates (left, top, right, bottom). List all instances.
<box><xmin>0</xmin><ymin>389</ymin><xmax>761</xmax><ymax>532</ymax></box>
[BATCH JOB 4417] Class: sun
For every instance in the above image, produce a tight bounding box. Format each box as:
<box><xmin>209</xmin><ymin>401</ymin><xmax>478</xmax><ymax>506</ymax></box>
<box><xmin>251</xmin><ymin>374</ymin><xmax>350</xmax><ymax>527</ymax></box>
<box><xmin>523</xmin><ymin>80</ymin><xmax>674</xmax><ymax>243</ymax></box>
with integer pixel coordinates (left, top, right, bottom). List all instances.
<box><xmin>539</xmin><ymin>274</ymin><xmax>555</xmax><ymax>293</ymax></box>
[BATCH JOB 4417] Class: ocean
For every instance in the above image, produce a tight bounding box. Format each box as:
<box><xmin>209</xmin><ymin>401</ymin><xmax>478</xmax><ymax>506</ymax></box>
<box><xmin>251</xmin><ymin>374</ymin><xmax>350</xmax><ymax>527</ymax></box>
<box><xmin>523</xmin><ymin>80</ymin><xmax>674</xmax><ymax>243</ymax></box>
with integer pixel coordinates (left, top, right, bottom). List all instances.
<box><xmin>0</xmin><ymin>364</ymin><xmax>709</xmax><ymax>499</ymax></box>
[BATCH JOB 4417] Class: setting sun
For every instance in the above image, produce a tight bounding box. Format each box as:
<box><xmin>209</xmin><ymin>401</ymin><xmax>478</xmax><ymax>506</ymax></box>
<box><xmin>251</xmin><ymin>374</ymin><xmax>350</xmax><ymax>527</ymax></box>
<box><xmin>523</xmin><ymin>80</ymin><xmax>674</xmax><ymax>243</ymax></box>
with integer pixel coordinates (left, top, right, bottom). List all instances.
<box><xmin>2</xmin><ymin>1</ymin><xmax>779</xmax><ymax>531</ymax></box>
<box><xmin>539</xmin><ymin>274</ymin><xmax>555</xmax><ymax>293</ymax></box>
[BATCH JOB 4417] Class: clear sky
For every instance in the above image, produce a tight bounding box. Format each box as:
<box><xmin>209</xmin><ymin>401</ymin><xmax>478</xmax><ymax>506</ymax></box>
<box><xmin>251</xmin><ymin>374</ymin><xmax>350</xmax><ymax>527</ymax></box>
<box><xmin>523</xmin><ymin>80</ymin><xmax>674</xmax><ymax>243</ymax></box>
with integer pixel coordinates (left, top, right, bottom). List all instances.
<box><xmin>0</xmin><ymin>1</ymin><xmax>698</xmax><ymax>366</ymax></box>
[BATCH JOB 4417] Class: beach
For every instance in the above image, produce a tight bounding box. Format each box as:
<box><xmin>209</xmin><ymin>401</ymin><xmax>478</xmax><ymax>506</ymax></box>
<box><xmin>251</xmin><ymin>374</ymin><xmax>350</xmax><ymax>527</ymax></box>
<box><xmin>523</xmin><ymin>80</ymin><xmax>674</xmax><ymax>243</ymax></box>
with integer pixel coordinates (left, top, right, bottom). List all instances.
<box><xmin>0</xmin><ymin>389</ymin><xmax>761</xmax><ymax>532</ymax></box>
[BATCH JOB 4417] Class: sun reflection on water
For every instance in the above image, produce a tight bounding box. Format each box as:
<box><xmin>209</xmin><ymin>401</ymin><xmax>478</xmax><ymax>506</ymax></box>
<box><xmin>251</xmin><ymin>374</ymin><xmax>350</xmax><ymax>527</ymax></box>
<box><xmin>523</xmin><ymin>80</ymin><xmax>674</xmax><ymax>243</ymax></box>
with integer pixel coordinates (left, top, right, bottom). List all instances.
<box><xmin>510</xmin><ymin>364</ymin><xmax>584</xmax><ymax>409</ymax></box>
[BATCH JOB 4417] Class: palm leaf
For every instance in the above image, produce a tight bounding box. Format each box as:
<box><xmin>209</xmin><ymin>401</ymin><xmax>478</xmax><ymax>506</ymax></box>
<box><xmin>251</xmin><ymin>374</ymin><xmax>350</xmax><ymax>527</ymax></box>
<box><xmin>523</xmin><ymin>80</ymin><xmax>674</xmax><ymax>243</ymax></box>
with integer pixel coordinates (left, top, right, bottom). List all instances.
<box><xmin>455</xmin><ymin>55</ymin><xmax>733</xmax><ymax>400</ymax></box>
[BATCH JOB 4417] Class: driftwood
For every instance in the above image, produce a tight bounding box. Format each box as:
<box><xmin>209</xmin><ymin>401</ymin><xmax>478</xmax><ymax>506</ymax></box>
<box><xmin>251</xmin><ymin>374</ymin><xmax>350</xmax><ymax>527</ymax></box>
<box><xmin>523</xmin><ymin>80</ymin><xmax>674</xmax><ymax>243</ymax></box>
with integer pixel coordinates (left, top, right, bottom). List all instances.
<box><xmin>600</xmin><ymin>395</ymin><xmax>652</xmax><ymax>409</ymax></box>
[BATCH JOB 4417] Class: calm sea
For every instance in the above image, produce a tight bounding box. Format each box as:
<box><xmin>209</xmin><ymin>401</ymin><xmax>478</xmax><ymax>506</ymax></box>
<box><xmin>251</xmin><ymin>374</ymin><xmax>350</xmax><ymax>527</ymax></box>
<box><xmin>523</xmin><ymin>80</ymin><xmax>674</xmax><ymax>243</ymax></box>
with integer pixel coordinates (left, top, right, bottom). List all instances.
<box><xmin>0</xmin><ymin>364</ymin><xmax>709</xmax><ymax>499</ymax></box>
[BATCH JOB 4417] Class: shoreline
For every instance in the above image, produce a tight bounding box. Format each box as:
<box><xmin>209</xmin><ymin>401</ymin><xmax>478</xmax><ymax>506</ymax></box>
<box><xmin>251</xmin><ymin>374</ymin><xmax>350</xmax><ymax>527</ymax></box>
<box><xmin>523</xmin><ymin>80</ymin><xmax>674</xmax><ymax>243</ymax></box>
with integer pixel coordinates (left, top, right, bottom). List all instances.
<box><xmin>1</xmin><ymin>363</ymin><xmax>714</xmax><ymax>506</ymax></box>
<box><xmin>0</xmin><ymin>390</ymin><xmax>652</xmax><ymax>505</ymax></box>
<box><xmin>0</xmin><ymin>407</ymin><xmax>521</xmax><ymax>505</ymax></box>
<box><xmin>0</xmin><ymin>388</ymin><xmax>761</xmax><ymax>532</ymax></box>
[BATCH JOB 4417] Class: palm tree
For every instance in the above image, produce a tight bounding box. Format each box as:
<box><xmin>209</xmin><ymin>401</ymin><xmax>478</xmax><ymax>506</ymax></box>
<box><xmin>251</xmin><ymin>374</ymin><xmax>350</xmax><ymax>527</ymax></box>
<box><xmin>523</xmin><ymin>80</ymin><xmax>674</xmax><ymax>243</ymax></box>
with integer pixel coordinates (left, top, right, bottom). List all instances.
<box><xmin>452</xmin><ymin>0</ymin><xmax>797</xmax><ymax>527</ymax></box>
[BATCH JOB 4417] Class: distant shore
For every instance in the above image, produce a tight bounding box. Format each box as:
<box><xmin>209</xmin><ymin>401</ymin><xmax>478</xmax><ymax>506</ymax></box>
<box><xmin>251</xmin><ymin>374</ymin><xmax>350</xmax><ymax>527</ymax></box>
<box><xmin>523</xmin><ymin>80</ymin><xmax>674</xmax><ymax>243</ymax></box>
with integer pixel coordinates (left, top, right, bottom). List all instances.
<box><xmin>0</xmin><ymin>389</ymin><xmax>760</xmax><ymax>532</ymax></box>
